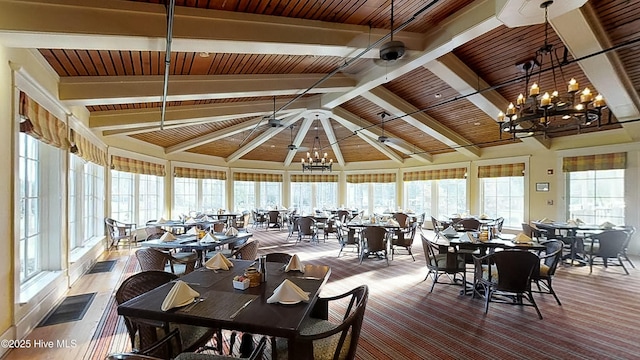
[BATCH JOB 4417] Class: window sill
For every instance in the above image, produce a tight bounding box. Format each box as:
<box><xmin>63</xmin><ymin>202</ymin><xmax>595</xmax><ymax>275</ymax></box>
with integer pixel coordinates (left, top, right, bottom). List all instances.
<box><xmin>69</xmin><ymin>236</ymin><xmax>106</xmax><ymax>264</ymax></box>
<box><xmin>19</xmin><ymin>271</ymin><xmax>63</xmax><ymax>305</ymax></box>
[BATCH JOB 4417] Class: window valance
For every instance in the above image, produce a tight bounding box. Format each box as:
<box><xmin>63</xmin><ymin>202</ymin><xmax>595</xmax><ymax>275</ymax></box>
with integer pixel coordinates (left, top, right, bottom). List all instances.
<box><xmin>562</xmin><ymin>152</ymin><xmax>627</xmax><ymax>172</ymax></box>
<box><xmin>403</xmin><ymin>168</ymin><xmax>466</xmax><ymax>181</ymax></box>
<box><xmin>19</xmin><ymin>91</ymin><xmax>69</xmax><ymax>150</ymax></box>
<box><xmin>71</xmin><ymin>130</ymin><xmax>107</xmax><ymax>166</ymax></box>
<box><xmin>233</xmin><ymin>172</ymin><xmax>283</xmax><ymax>182</ymax></box>
<box><xmin>346</xmin><ymin>173</ymin><xmax>396</xmax><ymax>183</ymax></box>
<box><xmin>174</xmin><ymin>167</ymin><xmax>227</xmax><ymax>180</ymax></box>
<box><xmin>477</xmin><ymin>163</ymin><xmax>525</xmax><ymax>178</ymax></box>
<box><xmin>290</xmin><ymin>174</ymin><xmax>338</xmax><ymax>183</ymax></box>
<box><xmin>111</xmin><ymin>155</ymin><xmax>165</xmax><ymax>176</ymax></box>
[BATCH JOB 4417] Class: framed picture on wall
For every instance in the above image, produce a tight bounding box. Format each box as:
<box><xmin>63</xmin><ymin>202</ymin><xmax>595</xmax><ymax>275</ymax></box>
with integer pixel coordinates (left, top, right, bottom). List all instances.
<box><xmin>536</xmin><ymin>182</ymin><xmax>550</xmax><ymax>192</ymax></box>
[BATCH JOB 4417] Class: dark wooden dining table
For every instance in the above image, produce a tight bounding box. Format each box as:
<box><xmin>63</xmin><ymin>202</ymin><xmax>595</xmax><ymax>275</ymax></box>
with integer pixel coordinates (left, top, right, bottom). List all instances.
<box><xmin>139</xmin><ymin>232</ymin><xmax>252</xmax><ymax>266</ymax></box>
<box><xmin>117</xmin><ymin>259</ymin><xmax>331</xmax><ymax>358</ymax></box>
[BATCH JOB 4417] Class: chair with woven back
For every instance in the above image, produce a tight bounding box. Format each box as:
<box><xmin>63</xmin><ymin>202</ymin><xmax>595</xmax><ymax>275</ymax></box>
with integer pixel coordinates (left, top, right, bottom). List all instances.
<box><xmin>135</xmin><ymin>247</ymin><xmax>197</xmax><ymax>276</ymax></box>
<box><xmin>337</xmin><ymin>210</ymin><xmax>351</xmax><ymax>223</ymax></box>
<box><xmin>392</xmin><ymin>212</ymin><xmax>410</xmax><ymax>228</ymax></box>
<box><xmin>105</xmin><ymin>217</ymin><xmax>137</xmax><ymax>249</ymax></box>
<box><xmin>212</xmin><ymin>222</ymin><xmax>225</xmax><ymax>233</ymax></box>
<box><xmin>531</xmin><ymin>240</ymin><xmax>564</xmax><ymax>305</ymax></box>
<box><xmin>458</xmin><ymin>218</ymin><xmax>481</xmax><ymax>232</ymax></box>
<box><xmin>297</xmin><ymin>216</ymin><xmax>318</xmax><ymax>244</ymax></box>
<box><xmin>231</xmin><ymin>239</ymin><xmax>259</xmax><ymax>261</ymax></box>
<box><xmin>391</xmin><ymin>222</ymin><xmax>418</xmax><ymax>261</ymax></box>
<box><xmin>275</xmin><ymin>285</ymin><xmax>369</xmax><ymax>360</ymax></box>
<box><xmin>264</xmin><ymin>252</ymin><xmax>292</xmax><ymax>264</ymax></box>
<box><xmin>360</xmin><ymin>226</ymin><xmax>388</xmax><ymax>265</ymax></box>
<box><xmin>336</xmin><ymin>221</ymin><xmax>360</xmax><ymax>258</ymax></box>
<box><xmin>114</xmin><ymin>271</ymin><xmax>218</xmax><ymax>359</ymax></box>
<box><xmin>472</xmin><ymin>250</ymin><xmax>543</xmax><ymax>319</ymax></box>
<box><xmin>621</xmin><ymin>226</ymin><xmax>636</xmax><ymax>269</ymax></box>
<box><xmin>267</xmin><ymin>210</ymin><xmax>282</xmax><ymax>230</ymax></box>
<box><xmin>420</xmin><ymin>234</ymin><xmax>467</xmax><ymax>293</ymax></box>
<box><xmin>583</xmin><ymin>229</ymin><xmax>630</xmax><ymax>275</ymax></box>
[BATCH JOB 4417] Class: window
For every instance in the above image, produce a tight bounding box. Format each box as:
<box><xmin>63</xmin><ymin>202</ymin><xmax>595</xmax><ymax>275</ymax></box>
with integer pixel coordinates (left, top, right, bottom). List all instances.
<box><xmin>291</xmin><ymin>182</ymin><xmax>313</xmax><ymax>214</ymax></box>
<box><xmin>202</xmin><ymin>179</ymin><xmax>225</xmax><ymax>211</ymax></box>
<box><xmin>19</xmin><ymin>133</ymin><xmax>41</xmax><ymax>282</ymax></box>
<box><xmin>316</xmin><ymin>182</ymin><xmax>338</xmax><ymax>210</ymax></box>
<box><xmin>346</xmin><ymin>182</ymin><xmax>368</xmax><ymax>214</ymax></box>
<box><xmin>173</xmin><ymin>177</ymin><xmax>197</xmax><ymax>216</ymax></box>
<box><xmin>482</xmin><ymin>176</ymin><xmax>524</xmax><ymax>227</ymax></box>
<box><xmin>404</xmin><ymin>180</ymin><xmax>432</xmax><ymax>218</ymax></box>
<box><xmin>139</xmin><ymin>174</ymin><xmax>164</xmax><ymax>224</ymax></box>
<box><xmin>69</xmin><ymin>155</ymin><xmax>105</xmax><ymax>250</ymax></box>
<box><xmin>566</xmin><ymin>169</ymin><xmax>625</xmax><ymax>225</ymax></box>
<box><xmin>259</xmin><ymin>181</ymin><xmax>282</xmax><ymax>208</ymax></box>
<box><xmin>233</xmin><ymin>180</ymin><xmax>255</xmax><ymax>212</ymax></box>
<box><xmin>290</xmin><ymin>181</ymin><xmax>337</xmax><ymax>214</ymax></box>
<box><xmin>173</xmin><ymin>177</ymin><xmax>226</xmax><ymax>215</ymax></box>
<box><xmin>346</xmin><ymin>182</ymin><xmax>396</xmax><ymax>215</ymax></box>
<box><xmin>110</xmin><ymin>170</ymin><xmax>135</xmax><ymax>223</ymax></box>
<box><xmin>437</xmin><ymin>179</ymin><xmax>467</xmax><ymax>217</ymax></box>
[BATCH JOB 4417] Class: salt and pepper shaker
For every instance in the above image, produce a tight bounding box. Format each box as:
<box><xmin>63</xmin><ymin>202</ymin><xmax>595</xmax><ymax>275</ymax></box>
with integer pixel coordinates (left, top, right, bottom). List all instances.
<box><xmin>259</xmin><ymin>255</ymin><xmax>267</xmax><ymax>283</ymax></box>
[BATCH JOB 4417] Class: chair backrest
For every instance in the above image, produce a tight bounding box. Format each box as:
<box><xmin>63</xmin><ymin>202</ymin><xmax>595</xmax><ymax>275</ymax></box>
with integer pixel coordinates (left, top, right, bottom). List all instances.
<box><xmin>392</xmin><ymin>213</ymin><xmax>410</xmax><ymax>228</ymax></box>
<box><xmin>590</xmin><ymin>229</ymin><xmax>629</xmax><ymax>258</ymax></box>
<box><xmin>239</xmin><ymin>212</ymin><xmax>251</xmax><ymax>228</ymax></box>
<box><xmin>459</xmin><ymin>218</ymin><xmax>481</xmax><ymax>231</ymax></box>
<box><xmin>264</xmin><ymin>252</ymin><xmax>292</xmax><ymax>264</ymax></box>
<box><xmin>522</xmin><ymin>222</ymin><xmax>535</xmax><ymax>238</ymax></box>
<box><xmin>538</xmin><ymin>240</ymin><xmax>563</xmax><ymax>277</ymax></box>
<box><xmin>494</xmin><ymin>217</ymin><xmax>505</xmax><ymax>233</ymax></box>
<box><xmin>302</xmin><ymin>285</ymin><xmax>369</xmax><ymax>360</ymax></box>
<box><xmin>212</xmin><ymin>222</ymin><xmax>225</xmax><ymax>232</ymax></box>
<box><xmin>491</xmin><ymin>250</ymin><xmax>539</xmax><ymax>293</ymax></box>
<box><xmin>235</xmin><ymin>239</ymin><xmax>259</xmax><ymax>261</ymax></box>
<box><xmin>395</xmin><ymin>222</ymin><xmax>418</xmax><ymax>246</ymax></box>
<box><xmin>421</xmin><ymin>234</ymin><xmax>440</xmax><ymax>271</ymax></box>
<box><xmin>362</xmin><ymin>226</ymin><xmax>387</xmax><ymax>252</ymax></box>
<box><xmin>115</xmin><ymin>271</ymin><xmax>178</xmax><ymax>357</ymax></box>
<box><xmin>298</xmin><ymin>216</ymin><xmax>317</xmax><ymax>235</ymax></box>
<box><xmin>135</xmin><ymin>248</ymin><xmax>168</xmax><ymax>272</ymax></box>
<box><xmin>622</xmin><ymin>226</ymin><xmax>636</xmax><ymax>251</ymax></box>
<box><xmin>337</xmin><ymin>210</ymin><xmax>351</xmax><ymax>223</ymax></box>
<box><xmin>268</xmin><ymin>210</ymin><xmax>280</xmax><ymax>222</ymax></box>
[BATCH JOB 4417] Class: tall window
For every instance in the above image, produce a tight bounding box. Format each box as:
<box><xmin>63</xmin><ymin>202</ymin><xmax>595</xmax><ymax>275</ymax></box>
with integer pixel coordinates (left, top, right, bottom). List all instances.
<box><xmin>290</xmin><ymin>175</ymin><xmax>338</xmax><ymax>213</ymax></box>
<box><xmin>346</xmin><ymin>183</ymin><xmax>368</xmax><ymax>214</ymax></box>
<box><xmin>233</xmin><ymin>173</ymin><xmax>282</xmax><ymax>211</ymax></box>
<box><xmin>234</xmin><ymin>180</ymin><xmax>255</xmax><ymax>212</ymax></box>
<box><xmin>173</xmin><ymin>175</ymin><xmax>226</xmax><ymax>215</ymax></box>
<box><xmin>110</xmin><ymin>170</ymin><xmax>135</xmax><ymax>222</ymax></box>
<box><xmin>372</xmin><ymin>183</ymin><xmax>396</xmax><ymax>214</ymax></box>
<box><xmin>482</xmin><ymin>177</ymin><xmax>524</xmax><ymax>227</ymax></box>
<box><xmin>202</xmin><ymin>179</ymin><xmax>225</xmax><ymax>211</ymax></box>
<box><xmin>173</xmin><ymin>177</ymin><xmax>197</xmax><ymax>216</ymax></box>
<box><xmin>69</xmin><ymin>155</ymin><xmax>105</xmax><ymax>250</ymax></box>
<box><xmin>437</xmin><ymin>179</ymin><xmax>467</xmax><ymax>217</ymax></box>
<box><xmin>291</xmin><ymin>182</ymin><xmax>313</xmax><ymax>214</ymax></box>
<box><xmin>346</xmin><ymin>174</ymin><xmax>396</xmax><ymax>215</ymax></box>
<box><xmin>259</xmin><ymin>181</ymin><xmax>282</xmax><ymax>208</ymax></box>
<box><xmin>404</xmin><ymin>180</ymin><xmax>432</xmax><ymax>218</ymax></box>
<box><xmin>139</xmin><ymin>174</ymin><xmax>164</xmax><ymax>223</ymax></box>
<box><xmin>563</xmin><ymin>152</ymin><xmax>626</xmax><ymax>225</ymax></box>
<box><xmin>19</xmin><ymin>133</ymin><xmax>41</xmax><ymax>282</ymax></box>
<box><xmin>316</xmin><ymin>182</ymin><xmax>338</xmax><ymax>209</ymax></box>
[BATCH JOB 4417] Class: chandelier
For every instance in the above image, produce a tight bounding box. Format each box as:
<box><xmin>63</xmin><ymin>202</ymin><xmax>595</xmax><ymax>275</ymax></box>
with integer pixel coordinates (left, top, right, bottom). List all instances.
<box><xmin>301</xmin><ymin>115</ymin><xmax>333</xmax><ymax>172</ymax></box>
<box><xmin>497</xmin><ymin>0</ymin><xmax>607</xmax><ymax>139</ymax></box>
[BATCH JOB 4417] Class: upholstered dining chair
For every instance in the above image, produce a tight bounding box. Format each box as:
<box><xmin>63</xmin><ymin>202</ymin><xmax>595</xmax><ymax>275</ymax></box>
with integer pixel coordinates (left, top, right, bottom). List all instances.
<box><xmin>530</xmin><ymin>240</ymin><xmax>564</xmax><ymax>305</ymax></box>
<box><xmin>583</xmin><ymin>229</ymin><xmax>630</xmax><ymax>275</ymax></box>
<box><xmin>360</xmin><ymin>226</ymin><xmax>388</xmax><ymax>265</ymax></box>
<box><xmin>420</xmin><ymin>234</ymin><xmax>467</xmax><ymax>293</ymax></box>
<box><xmin>114</xmin><ymin>271</ymin><xmax>218</xmax><ymax>359</ymax></box>
<box><xmin>473</xmin><ymin>250</ymin><xmax>543</xmax><ymax>319</ymax></box>
<box><xmin>275</xmin><ymin>285</ymin><xmax>369</xmax><ymax>360</ymax></box>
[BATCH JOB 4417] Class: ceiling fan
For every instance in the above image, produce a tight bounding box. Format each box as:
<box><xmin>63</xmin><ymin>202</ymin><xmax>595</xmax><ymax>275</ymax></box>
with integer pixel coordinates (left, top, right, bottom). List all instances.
<box><xmin>373</xmin><ymin>0</ymin><xmax>407</xmax><ymax>68</ymax></box>
<box><xmin>377</xmin><ymin>112</ymin><xmax>399</xmax><ymax>144</ymax></box>
<box><xmin>264</xmin><ymin>96</ymin><xmax>285</xmax><ymax>127</ymax></box>
<box><xmin>286</xmin><ymin>124</ymin><xmax>309</xmax><ymax>152</ymax></box>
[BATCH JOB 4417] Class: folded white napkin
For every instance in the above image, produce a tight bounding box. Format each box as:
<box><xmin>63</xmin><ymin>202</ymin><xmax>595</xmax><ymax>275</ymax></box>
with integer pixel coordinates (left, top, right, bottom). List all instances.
<box><xmin>459</xmin><ymin>231</ymin><xmax>475</xmax><ymax>243</ymax></box>
<box><xmin>225</xmin><ymin>227</ymin><xmax>239</xmax><ymax>236</ymax></box>
<box><xmin>160</xmin><ymin>232</ymin><xmax>177</xmax><ymax>242</ymax></box>
<box><xmin>186</xmin><ymin>227</ymin><xmax>198</xmax><ymax>235</ymax></box>
<box><xmin>539</xmin><ymin>218</ymin><xmax>554</xmax><ymax>224</ymax></box>
<box><xmin>201</xmin><ymin>232</ymin><xmax>218</xmax><ymax>243</ymax></box>
<box><xmin>514</xmin><ymin>233</ymin><xmax>532</xmax><ymax>243</ymax></box>
<box><xmin>158</xmin><ymin>217</ymin><xmax>167</xmax><ymax>224</ymax></box>
<box><xmin>386</xmin><ymin>219</ymin><xmax>400</xmax><ymax>226</ymax></box>
<box><xmin>161</xmin><ymin>280</ymin><xmax>199</xmax><ymax>311</ymax></box>
<box><xmin>285</xmin><ymin>254</ymin><xmax>305</xmax><ymax>273</ymax></box>
<box><xmin>441</xmin><ymin>226</ymin><xmax>457</xmax><ymax>236</ymax></box>
<box><xmin>351</xmin><ymin>216</ymin><xmax>361</xmax><ymax>223</ymax></box>
<box><xmin>185</xmin><ymin>217</ymin><xmax>196</xmax><ymax>224</ymax></box>
<box><xmin>567</xmin><ymin>219</ymin><xmax>578</xmax><ymax>226</ymax></box>
<box><xmin>267</xmin><ymin>279</ymin><xmax>310</xmax><ymax>304</ymax></box>
<box><xmin>205</xmin><ymin>252</ymin><xmax>234</xmax><ymax>270</ymax></box>
<box><xmin>480</xmin><ymin>214</ymin><xmax>489</xmax><ymax>220</ymax></box>
<box><xmin>600</xmin><ymin>221</ymin><xmax>616</xmax><ymax>229</ymax></box>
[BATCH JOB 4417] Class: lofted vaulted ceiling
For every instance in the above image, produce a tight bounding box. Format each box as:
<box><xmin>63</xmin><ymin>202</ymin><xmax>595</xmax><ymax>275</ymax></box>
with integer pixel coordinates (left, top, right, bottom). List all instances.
<box><xmin>1</xmin><ymin>0</ymin><xmax>639</xmax><ymax>168</ymax></box>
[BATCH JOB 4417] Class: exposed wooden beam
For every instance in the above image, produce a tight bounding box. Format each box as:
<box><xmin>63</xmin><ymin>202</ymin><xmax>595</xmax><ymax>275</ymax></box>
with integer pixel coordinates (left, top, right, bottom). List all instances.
<box><xmin>320</xmin><ymin>116</ymin><xmax>345</xmax><ymax>167</ymax></box>
<box><xmin>284</xmin><ymin>117</ymin><xmax>314</xmax><ymax>167</ymax></box>
<box><xmin>165</xmin><ymin>117</ymin><xmax>264</xmax><ymax>155</ymax></box>
<box><xmin>226</xmin><ymin>113</ymin><xmax>302</xmax><ymax>163</ymax></box>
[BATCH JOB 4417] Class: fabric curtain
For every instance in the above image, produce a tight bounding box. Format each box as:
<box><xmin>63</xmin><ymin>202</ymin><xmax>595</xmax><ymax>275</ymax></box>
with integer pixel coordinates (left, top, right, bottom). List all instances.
<box><xmin>111</xmin><ymin>155</ymin><xmax>165</xmax><ymax>176</ymax></box>
<box><xmin>346</xmin><ymin>173</ymin><xmax>396</xmax><ymax>183</ymax></box>
<box><xmin>19</xmin><ymin>91</ymin><xmax>69</xmax><ymax>149</ymax></box>
<box><xmin>290</xmin><ymin>174</ymin><xmax>338</xmax><ymax>183</ymax></box>
<box><xmin>562</xmin><ymin>152</ymin><xmax>627</xmax><ymax>172</ymax></box>
<box><xmin>403</xmin><ymin>168</ymin><xmax>466</xmax><ymax>181</ymax></box>
<box><xmin>71</xmin><ymin>130</ymin><xmax>107</xmax><ymax>166</ymax></box>
<box><xmin>233</xmin><ymin>172</ymin><xmax>283</xmax><ymax>182</ymax></box>
<box><xmin>174</xmin><ymin>167</ymin><xmax>227</xmax><ymax>180</ymax></box>
<box><xmin>477</xmin><ymin>163</ymin><xmax>525</xmax><ymax>178</ymax></box>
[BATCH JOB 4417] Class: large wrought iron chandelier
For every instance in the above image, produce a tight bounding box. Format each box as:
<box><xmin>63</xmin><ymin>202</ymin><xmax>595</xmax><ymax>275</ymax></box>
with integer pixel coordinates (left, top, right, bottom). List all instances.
<box><xmin>497</xmin><ymin>0</ymin><xmax>607</xmax><ymax>139</ymax></box>
<box><xmin>301</xmin><ymin>115</ymin><xmax>333</xmax><ymax>172</ymax></box>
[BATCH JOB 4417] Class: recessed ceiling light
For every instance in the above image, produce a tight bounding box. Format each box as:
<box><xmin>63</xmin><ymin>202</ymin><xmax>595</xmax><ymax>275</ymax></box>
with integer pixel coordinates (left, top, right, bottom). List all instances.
<box><xmin>198</xmin><ymin>52</ymin><xmax>210</xmax><ymax>58</ymax></box>
<box><xmin>270</xmin><ymin>145</ymin><xmax>275</xmax><ymax>148</ymax></box>
<box><xmin>474</xmin><ymin>122</ymin><xmax>481</xmax><ymax>126</ymax></box>
<box><xmin>435</xmin><ymin>93</ymin><xmax>442</xmax><ymax>98</ymax></box>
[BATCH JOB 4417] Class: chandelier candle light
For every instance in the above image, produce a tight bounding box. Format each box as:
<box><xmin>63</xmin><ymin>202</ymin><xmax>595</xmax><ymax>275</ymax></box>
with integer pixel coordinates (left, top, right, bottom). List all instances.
<box><xmin>497</xmin><ymin>0</ymin><xmax>608</xmax><ymax>139</ymax></box>
<box><xmin>301</xmin><ymin>115</ymin><xmax>333</xmax><ymax>172</ymax></box>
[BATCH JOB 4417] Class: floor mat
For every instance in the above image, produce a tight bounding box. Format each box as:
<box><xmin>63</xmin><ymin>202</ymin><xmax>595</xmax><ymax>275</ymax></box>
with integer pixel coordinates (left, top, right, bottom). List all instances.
<box><xmin>38</xmin><ymin>293</ymin><xmax>96</xmax><ymax>327</ymax></box>
<box><xmin>88</xmin><ymin>260</ymin><xmax>117</xmax><ymax>274</ymax></box>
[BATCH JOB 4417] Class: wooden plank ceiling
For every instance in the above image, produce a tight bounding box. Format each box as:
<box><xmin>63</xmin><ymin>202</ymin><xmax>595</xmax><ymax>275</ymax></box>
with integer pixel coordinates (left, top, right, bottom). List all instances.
<box><xmin>18</xmin><ymin>0</ymin><xmax>639</xmax><ymax>165</ymax></box>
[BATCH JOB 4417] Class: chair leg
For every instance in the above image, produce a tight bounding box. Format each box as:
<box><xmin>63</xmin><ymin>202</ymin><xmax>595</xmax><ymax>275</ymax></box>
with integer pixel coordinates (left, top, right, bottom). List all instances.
<box><xmin>527</xmin><ymin>291</ymin><xmax>543</xmax><ymax>319</ymax></box>
<box><xmin>547</xmin><ymin>279</ymin><xmax>562</xmax><ymax>306</ymax></box>
<box><xmin>618</xmin><ymin>255</ymin><xmax>629</xmax><ymax>275</ymax></box>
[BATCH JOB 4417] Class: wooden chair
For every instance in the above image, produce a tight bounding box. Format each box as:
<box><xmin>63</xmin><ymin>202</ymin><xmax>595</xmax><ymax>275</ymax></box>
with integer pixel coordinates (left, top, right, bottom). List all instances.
<box><xmin>135</xmin><ymin>248</ymin><xmax>197</xmax><ymax>276</ymax></box>
<box><xmin>275</xmin><ymin>285</ymin><xmax>369</xmax><ymax>360</ymax></box>
<box><xmin>105</xmin><ymin>217</ymin><xmax>137</xmax><ymax>249</ymax></box>
<box><xmin>114</xmin><ymin>271</ymin><xmax>218</xmax><ymax>359</ymax></box>
<box><xmin>473</xmin><ymin>250</ymin><xmax>543</xmax><ymax>319</ymax></box>
<box><xmin>583</xmin><ymin>229</ymin><xmax>630</xmax><ymax>275</ymax></box>
<box><xmin>531</xmin><ymin>240</ymin><xmax>564</xmax><ymax>305</ymax></box>
<box><xmin>420</xmin><ymin>234</ymin><xmax>467</xmax><ymax>293</ymax></box>
<box><xmin>360</xmin><ymin>226</ymin><xmax>388</xmax><ymax>265</ymax></box>
<box><xmin>391</xmin><ymin>222</ymin><xmax>418</xmax><ymax>261</ymax></box>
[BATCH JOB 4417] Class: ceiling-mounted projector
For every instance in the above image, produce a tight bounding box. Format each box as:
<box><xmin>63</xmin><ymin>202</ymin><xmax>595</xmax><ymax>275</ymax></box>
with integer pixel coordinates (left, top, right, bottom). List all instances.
<box><xmin>379</xmin><ymin>40</ymin><xmax>405</xmax><ymax>61</ymax></box>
